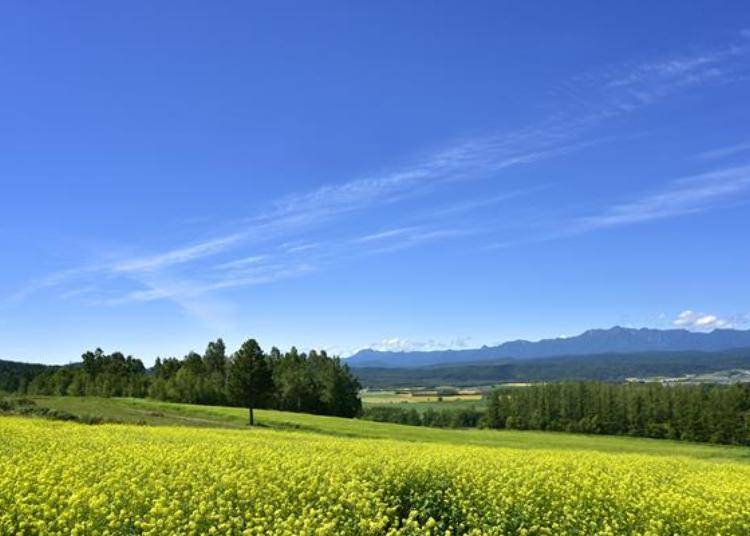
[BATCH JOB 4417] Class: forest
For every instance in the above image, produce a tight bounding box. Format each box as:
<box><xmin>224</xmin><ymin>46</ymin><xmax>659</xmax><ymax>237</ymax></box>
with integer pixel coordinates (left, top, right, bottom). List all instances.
<box><xmin>0</xmin><ymin>339</ymin><xmax>362</xmax><ymax>420</ymax></box>
<box><xmin>486</xmin><ymin>381</ymin><xmax>750</xmax><ymax>444</ymax></box>
<box><xmin>360</xmin><ymin>382</ymin><xmax>750</xmax><ymax>445</ymax></box>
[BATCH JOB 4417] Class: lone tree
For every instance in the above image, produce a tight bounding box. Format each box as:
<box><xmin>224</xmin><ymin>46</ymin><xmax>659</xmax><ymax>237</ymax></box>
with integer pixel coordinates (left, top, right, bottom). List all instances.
<box><xmin>227</xmin><ymin>338</ymin><xmax>273</xmax><ymax>425</ymax></box>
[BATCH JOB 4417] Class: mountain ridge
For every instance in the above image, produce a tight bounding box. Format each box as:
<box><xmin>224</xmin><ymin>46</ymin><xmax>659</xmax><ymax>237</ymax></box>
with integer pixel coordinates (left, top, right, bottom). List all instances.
<box><xmin>353</xmin><ymin>348</ymin><xmax>750</xmax><ymax>388</ymax></box>
<box><xmin>345</xmin><ymin>326</ymin><xmax>750</xmax><ymax>368</ymax></box>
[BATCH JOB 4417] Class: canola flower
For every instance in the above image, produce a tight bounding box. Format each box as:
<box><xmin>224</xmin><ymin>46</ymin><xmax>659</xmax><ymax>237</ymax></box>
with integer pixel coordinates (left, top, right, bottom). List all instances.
<box><xmin>1</xmin><ymin>417</ymin><xmax>750</xmax><ymax>535</ymax></box>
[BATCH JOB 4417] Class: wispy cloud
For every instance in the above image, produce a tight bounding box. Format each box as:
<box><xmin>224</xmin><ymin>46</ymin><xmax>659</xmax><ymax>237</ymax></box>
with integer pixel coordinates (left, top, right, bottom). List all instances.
<box><xmin>18</xmin><ymin>130</ymin><xmax>567</xmax><ymax>305</ymax></box>
<box><xmin>356</xmin><ymin>226</ymin><xmax>478</xmax><ymax>255</ymax></box>
<box><xmin>283</xmin><ymin>242</ymin><xmax>319</xmax><ymax>253</ymax></box>
<box><xmin>354</xmin><ymin>227</ymin><xmax>420</xmax><ymax>244</ymax></box>
<box><xmin>214</xmin><ymin>254</ymin><xmax>269</xmax><ymax>270</ymax></box>
<box><xmin>58</xmin><ymin>285</ymin><xmax>98</xmax><ymax>301</ymax></box>
<box><xmin>555</xmin><ymin>33</ymin><xmax>750</xmax><ymax>121</ymax></box>
<box><xmin>111</xmin><ymin>233</ymin><xmax>246</xmax><ymax>273</ymax></box>
<box><xmin>261</xmin><ymin>135</ymin><xmax>593</xmax><ymax>229</ymax></box>
<box><xmin>13</xmin><ymin>32</ymin><xmax>750</xmax><ymax>328</ymax></box>
<box><xmin>482</xmin><ymin>162</ymin><xmax>750</xmax><ymax>250</ymax></box>
<box><xmin>698</xmin><ymin>140</ymin><xmax>750</xmax><ymax>161</ymax></box>
<box><xmin>9</xmin><ymin>266</ymin><xmax>99</xmax><ymax>303</ymax></box>
<box><xmin>571</xmin><ymin>165</ymin><xmax>750</xmax><ymax>232</ymax></box>
<box><xmin>107</xmin><ymin>263</ymin><xmax>315</xmax><ymax>305</ymax></box>
<box><xmin>421</xmin><ymin>187</ymin><xmax>547</xmax><ymax>219</ymax></box>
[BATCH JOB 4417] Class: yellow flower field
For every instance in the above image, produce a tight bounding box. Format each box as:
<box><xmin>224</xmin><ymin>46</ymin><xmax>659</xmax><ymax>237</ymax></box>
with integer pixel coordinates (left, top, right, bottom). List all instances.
<box><xmin>2</xmin><ymin>416</ymin><xmax>750</xmax><ymax>535</ymax></box>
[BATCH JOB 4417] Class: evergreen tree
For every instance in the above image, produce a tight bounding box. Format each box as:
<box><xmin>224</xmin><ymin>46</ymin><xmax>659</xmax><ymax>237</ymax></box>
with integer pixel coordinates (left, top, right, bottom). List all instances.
<box><xmin>227</xmin><ymin>339</ymin><xmax>273</xmax><ymax>425</ymax></box>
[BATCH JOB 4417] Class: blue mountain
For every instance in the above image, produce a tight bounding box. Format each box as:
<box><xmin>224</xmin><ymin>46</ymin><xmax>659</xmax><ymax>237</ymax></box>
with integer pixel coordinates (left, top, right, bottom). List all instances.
<box><xmin>345</xmin><ymin>326</ymin><xmax>750</xmax><ymax>368</ymax></box>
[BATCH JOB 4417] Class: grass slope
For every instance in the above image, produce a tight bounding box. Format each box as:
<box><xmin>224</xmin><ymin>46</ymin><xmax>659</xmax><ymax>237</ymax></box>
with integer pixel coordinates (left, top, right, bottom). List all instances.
<box><xmin>26</xmin><ymin>396</ymin><xmax>750</xmax><ymax>463</ymax></box>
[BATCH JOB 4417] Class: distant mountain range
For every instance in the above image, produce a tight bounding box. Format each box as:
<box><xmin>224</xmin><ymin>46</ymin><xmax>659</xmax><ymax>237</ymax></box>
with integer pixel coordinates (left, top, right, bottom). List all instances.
<box><xmin>346</xmin><ymin>326</ymin><xmax>750</xmax><ymax>369</ymax></box>
<box><xmin>354</xmin><ymin>348</ymin><xmax>750</xmax><ymax>388</ymax></box>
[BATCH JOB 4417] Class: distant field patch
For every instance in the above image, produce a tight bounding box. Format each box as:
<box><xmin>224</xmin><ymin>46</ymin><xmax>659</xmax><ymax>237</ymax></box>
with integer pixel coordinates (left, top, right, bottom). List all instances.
<box><xmin>363</xmin><ymin>389</ymin><xmax>482</xmax><ymax>403</ymax></box>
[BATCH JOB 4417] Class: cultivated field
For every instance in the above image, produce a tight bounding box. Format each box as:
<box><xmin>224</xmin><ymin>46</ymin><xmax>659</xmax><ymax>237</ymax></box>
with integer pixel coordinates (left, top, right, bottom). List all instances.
<box><xmin>362</xmin><ymin>390</ymin><xmax>486</xmax><ymax>412</ymax></box>
<box><xmin>2</xmin><ymin>398</ymin><xmax>750</xmax><ymax>534</ymax></box>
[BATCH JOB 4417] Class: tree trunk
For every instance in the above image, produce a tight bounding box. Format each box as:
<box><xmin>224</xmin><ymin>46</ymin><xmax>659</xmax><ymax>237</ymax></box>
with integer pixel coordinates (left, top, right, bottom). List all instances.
<box><xmin>248</xmin><ymin>405</ymin><xmax>254</xmax><ymax>426</ymax></box>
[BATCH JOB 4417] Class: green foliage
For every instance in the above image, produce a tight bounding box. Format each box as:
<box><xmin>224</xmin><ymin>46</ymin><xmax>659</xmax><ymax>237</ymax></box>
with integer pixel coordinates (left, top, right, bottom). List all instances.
<box><xmin>227</xmin><ymin>339</ymin><xmax>273</xmax><ymax>424</ymax></box>
<box><xmin>3</xmin><ymin>337</ymin><xmax>362</xmax><ymax>420</ymax></box>
<box><xmin>486</xmin><ymin>381</ymin><xmax>750</xmax><ymax>445</ymax></box>
<box><xmin>365</xmin><ymin>382</ymin><xmax>750</xmax><ymax>446</ymax></box>
<box><xmin>9</xmin><ymin>349</ymin><xmax>148</xmax><ymax>398</ymax></box>
<box><xmin>362</xmin><ymin>405</ymin><xmax>483</xmax><ymax>428</ymax></box>
<box><xmin>148</xmin><ymin>339</ymin><xmax>362</xmax><ymax>419</ymax></box>
<box><xmin>272</xmin><ymin>348</ymin><xmax>361</xmax><ymax>417</ymax></box>
<box><xmin>0</xmin><ymin>360</ymin><xmax>51</xmax><ymax>393</ymax></box>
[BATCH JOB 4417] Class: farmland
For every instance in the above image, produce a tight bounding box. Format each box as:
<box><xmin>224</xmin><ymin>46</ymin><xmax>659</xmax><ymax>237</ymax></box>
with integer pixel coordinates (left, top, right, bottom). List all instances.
<box><xmin>362</xmin><ymin>390</ymin><xmax>486</xmax><ymax>413</ymax></box>
<box><xmin>3</xmin><ymin>398</ymin><xmax>750</xmax><ymax>534</ymax></box>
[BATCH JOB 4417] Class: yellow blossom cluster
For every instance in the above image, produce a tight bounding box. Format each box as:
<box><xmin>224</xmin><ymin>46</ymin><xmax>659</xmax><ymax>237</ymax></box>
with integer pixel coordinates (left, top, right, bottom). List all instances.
<box><xmin>2</xmin><ymin>417</ymin><xmax>750</xmax><ymax>535</ymax></box>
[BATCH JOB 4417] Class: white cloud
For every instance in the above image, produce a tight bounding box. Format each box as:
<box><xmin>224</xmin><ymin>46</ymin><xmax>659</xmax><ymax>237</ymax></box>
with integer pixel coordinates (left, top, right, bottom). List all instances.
<box><xmin>672</xmin><ymin>309</ymin><xmax>738</xmax><ymax>331</ymax></box>
<box><xmin>369</xmin><ymin>336</ymin><xmax>471</xmax><ymax>352</ymax></box>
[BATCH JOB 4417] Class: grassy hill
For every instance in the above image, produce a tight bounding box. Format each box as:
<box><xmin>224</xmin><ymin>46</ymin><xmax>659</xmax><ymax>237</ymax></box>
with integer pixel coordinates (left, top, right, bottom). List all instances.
<box><xmin>22</xmin><ymin>395</ymin><xmax>750</xmax><ymax>462</ymax></box>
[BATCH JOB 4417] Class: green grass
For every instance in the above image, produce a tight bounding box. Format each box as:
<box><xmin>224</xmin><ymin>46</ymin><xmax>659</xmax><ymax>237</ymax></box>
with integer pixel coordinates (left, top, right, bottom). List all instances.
<box><xmin>21</xmin><ymin>395</ymin><xmax>750</xmax><ymax>463</ymax></box>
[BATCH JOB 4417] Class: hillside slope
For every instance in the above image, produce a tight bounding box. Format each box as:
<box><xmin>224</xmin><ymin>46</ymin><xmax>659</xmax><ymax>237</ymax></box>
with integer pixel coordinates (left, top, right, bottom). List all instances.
<box><xmin>17</xmin><ymin>396</ymin><xmax>750</xmax><ymax>462</ymax></box>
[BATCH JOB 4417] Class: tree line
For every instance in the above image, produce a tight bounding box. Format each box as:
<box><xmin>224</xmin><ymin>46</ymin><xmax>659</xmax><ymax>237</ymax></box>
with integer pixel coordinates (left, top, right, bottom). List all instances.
<box><xmin>362</xmin><ymin>405</ymin><xmax>484</xmax><ymax>428</ymax></box>
<box><xmin>15</xmin><ymin>349</ymin><xmax>148</xmax><ymax>398</ymax></box>
<box><xmin>361</xmin><ymin>381</ymin><xmax>750</xmax><ymax>446</ymax></box>
<box><xmin>5</xmin><ymin>339</ymin><xmax>361</xmax><ymax>421</ymax></box>
<box><xmin>486</xmin><ymin>381</ymin><xmax>750</xmax><ymax>445</ymax></box>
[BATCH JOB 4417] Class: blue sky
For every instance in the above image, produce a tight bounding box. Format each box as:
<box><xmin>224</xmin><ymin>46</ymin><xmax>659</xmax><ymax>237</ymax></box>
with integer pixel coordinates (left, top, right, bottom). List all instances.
<box><xmin>2</xmin><ymin>2</ymin><xmax>750</xmax><ymax>364</ymax></box>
